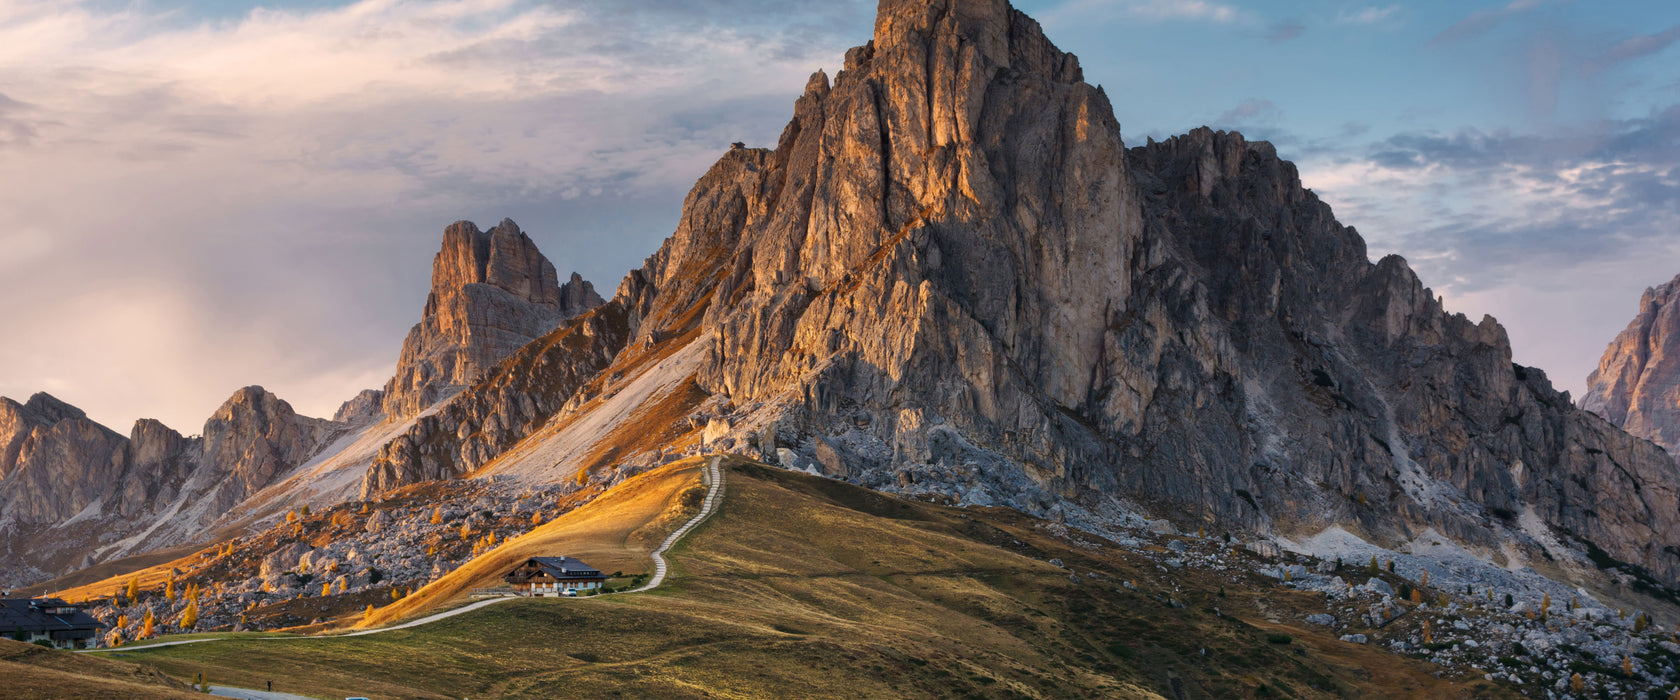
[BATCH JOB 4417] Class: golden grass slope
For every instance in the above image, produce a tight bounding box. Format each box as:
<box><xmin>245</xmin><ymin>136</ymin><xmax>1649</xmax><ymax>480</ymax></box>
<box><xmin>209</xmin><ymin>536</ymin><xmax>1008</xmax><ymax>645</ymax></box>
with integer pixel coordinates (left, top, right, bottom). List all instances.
<box><xmin>358</xmin><ymin>455</ymin><xmax>710</xmax><ymax>628</ymax></box>
<box><xmin>0</xmin><ymin>638</ymin><xmax>200</xmax><ymax>699</ymax></box>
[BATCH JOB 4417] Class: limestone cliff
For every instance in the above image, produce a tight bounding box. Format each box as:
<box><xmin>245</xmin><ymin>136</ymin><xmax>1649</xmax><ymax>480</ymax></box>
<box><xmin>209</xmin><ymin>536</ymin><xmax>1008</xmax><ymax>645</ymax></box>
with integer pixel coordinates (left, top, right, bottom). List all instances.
<box><xmin>360</xmin><ymin>0</ymin><xmax>1680</xmax><ymax>586</ymax></box>
<box><xmin>379</xmin><ymin>219</ymin><xmax>603</xmax><ymax>419</ymax></box>
<box><xmin>1582</xmin><ymin>275</ymin><xmax>1680</xmax><ymax>453</ymax></box>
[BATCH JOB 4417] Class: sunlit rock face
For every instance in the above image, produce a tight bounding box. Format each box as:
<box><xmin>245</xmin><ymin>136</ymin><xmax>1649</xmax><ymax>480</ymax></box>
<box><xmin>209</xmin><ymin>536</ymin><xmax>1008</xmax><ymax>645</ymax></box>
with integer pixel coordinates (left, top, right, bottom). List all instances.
<box><xmin>1583</xmin><ymin>275</ymin><xmax>1680</xmax><ymax>454</ymax></box>
<box><xmin>0</xmin><ymin>386</ymin><xmax>343</xmax><ymax>586</ymax></box>
<box><xmin>379</xmin><ymin>219</ymin><xmax>603</xmax><ymax>421</ymax></box>
<box><xmin>360</xmin><ymin>0</ymin><xmax>1680</xmax><ymax>582</ymax></box>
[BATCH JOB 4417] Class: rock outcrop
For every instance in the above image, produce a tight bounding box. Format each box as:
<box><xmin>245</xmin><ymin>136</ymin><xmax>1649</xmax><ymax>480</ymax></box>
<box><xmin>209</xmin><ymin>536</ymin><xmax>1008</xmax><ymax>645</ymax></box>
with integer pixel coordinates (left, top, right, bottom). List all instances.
<box><xmin>362</xmin><ymin>0</ymin><xmax>1680</xmax><ymax>586</ymax></box>
<box><xmin>0</xmin><ymin>387</ymin><xmax>339</xmax><ymax>586</ymax></box>
<box><xmin>0</xmin><ymin>394</ymin><xmax>130</xmax><ymax>523</ymax></box>
<box><xmin>198</xmin><ymin>386</ymin><xmax>340</xmax><ymax>513</ymax></box>
<box><xmin>379</xmin><ymin>219</ymin><xmax>603</xmax><ymax>419</ymax></box>
<box><xmin>1582</xmin><ymin>275</ymin><xmax>1680</xmax><ymax>453</ymax></box>
<box><xmin>332</xmin><ymin>389</ymin><xmax>385</xmax><ymax>425</ymax></box>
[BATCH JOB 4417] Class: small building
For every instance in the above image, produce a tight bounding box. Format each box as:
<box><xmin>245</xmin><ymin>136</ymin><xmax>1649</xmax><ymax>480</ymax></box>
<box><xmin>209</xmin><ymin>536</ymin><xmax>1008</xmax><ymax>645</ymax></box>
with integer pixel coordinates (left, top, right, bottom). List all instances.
<box><xmin>503</xmin><ymin>556</ymin><xmax>609</xmax><ymax>597</ymax></box>
<box><xmin>1</xmin><ymin>598</ymin><xmax>104</xmax><ymax>650</ymax></box>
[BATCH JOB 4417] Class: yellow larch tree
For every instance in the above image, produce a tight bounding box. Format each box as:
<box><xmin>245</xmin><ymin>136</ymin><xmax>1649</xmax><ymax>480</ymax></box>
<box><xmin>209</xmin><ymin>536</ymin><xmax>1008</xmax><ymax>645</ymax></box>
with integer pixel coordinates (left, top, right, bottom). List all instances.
<box><xmin>181</xmin><ymin>597</ymin><xmax>198</xmax><ymax>629</ymax></box>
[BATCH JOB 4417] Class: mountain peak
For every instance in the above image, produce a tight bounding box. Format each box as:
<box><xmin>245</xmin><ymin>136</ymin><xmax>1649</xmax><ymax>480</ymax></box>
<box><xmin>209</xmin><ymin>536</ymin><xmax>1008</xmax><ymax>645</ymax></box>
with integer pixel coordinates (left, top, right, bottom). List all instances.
<box><xmin>380</xmin><ymin>219</ymin><xmax>602</xmax><ymax>419</ymax></box>
<box><xmin>1581</xmin><ymin>272</ymin><xmax>1680</xmax><ymax>452</ymax></box>
<box><xmin>22</xmin><ymin>392</ymin><xmax>87</xmax><ymax>424</ymax></box>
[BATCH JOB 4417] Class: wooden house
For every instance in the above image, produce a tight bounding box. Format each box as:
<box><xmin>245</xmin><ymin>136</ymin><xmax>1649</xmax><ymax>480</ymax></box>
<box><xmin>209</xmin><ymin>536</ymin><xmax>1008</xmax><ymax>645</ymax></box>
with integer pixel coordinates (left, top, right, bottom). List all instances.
<box><xmin>503</xmin><ymin>556</ymin><xmax>609</xmax><ymax>597</ymax></box>
<box><xmin>1</xmin><ymin>598</ymin><xmax>103</xmax><ymax>649</ymax></box>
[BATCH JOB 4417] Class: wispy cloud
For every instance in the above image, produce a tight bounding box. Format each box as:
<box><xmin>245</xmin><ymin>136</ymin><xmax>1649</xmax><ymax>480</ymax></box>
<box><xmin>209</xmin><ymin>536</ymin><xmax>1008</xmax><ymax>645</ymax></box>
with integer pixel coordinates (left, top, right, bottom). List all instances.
<box><xmin>0</xmin><ymin>0</ymin><xmax>871</xmax><ymax>430</ymax></box>
<box><xmin>1267</xmin><ymin>22</ymin><xmax>1305</xmax><ymax>42</ymax></box>
<box><xmin>1431</xmin><ymin>0</ymin><xmax>1547</xmax><ymax>45</ymax></box>
<box><xmin>1587</xmin><ymin>24</ymin><xmax>1680</xmax><ymax>72</ymax></box>
<box><xmin>1215</xmin><ymin>98</ymin><xmax>1279</xmax><ymax>126</ymax></box>
<box><xmin>1337</xmin><ymin>5</ymin><xmax>1400</xmax><ymax>26</ymax></box>
<box><xmin>1042</xmin><ymin>0</ymin><xmax>1244</xmax><ymax>26</ymax></box>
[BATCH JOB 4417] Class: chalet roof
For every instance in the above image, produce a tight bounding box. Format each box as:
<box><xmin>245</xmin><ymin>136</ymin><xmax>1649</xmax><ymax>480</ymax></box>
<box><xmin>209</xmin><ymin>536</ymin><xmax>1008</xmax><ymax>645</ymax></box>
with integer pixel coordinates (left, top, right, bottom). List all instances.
<box><xmin>516</xmin><ymin>556</ymin><xmax>605</xmax><ymax>579</ymax></box>
<box><xmin>0</xmin><ymin>598</ymin><xmax>103</xmax><ymax>634</ymax></box>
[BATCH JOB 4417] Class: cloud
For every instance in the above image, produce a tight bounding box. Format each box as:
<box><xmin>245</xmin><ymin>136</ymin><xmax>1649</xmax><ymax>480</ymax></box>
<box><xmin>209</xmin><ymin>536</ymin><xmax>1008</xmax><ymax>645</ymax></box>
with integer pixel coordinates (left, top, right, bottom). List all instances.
<box><xmin>1298</xmin><ymin>107</ymin><xmax>1680</xmax><ymax>393</ymax></box>
<box><xmin>1587</xmin><ymin>25</ymin><xmax>1680</xmax><ymax>73</ymax></box>
<box><xmin>0</xmin><ymin>0</ymin><xmax>873</xmax><ymax>430</ymax></box>
<box><xmin>1042</xmin><ymin>0</ymin><xmax>1244</xmax><ymax>26</ymax></box>
<box><xmin>1214</xmin><ymin>98</ymin><xmax>1279</xmax><ymax>126</ymax></box>
<box><xmin>1337</xmin><ymin>5</ymin><xmax>1400</xmax><ymax>26</ymax></box>
<box><xmin>1267</xmin><ymin>23</ymin><xmax>1304</xmax><ymax>42</ymax></box>
<box><xmin>1431</xmin><ymin>0</ymin><xmax>1546</xmax><ymax>45</ymax></box>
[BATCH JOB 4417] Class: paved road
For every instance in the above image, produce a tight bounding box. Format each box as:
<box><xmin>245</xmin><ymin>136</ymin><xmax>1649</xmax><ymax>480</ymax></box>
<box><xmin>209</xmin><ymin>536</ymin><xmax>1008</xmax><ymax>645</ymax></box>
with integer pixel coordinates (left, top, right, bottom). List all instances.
<box><xmin>208</xmin><ymin>685</ymin><xmax>318</xmax><ymax>699</ymax></box>
<box><xmin>88</xmin><ymin>456</ymin><xmax>726</xmax><ymax>653</ymax></box>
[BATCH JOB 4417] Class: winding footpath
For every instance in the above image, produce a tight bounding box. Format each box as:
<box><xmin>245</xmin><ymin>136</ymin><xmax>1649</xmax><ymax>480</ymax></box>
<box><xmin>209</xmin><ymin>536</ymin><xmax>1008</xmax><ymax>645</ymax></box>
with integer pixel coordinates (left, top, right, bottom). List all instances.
<box><xmin>85</xmin><ymin>456</ymin><xmax>726</xmax><ymax>654</ymax></box>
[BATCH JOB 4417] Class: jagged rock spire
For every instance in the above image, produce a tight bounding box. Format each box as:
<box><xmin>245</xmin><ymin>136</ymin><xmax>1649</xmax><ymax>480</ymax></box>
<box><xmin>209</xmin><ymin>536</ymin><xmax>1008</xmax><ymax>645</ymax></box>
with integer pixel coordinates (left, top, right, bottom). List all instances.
<box><xmin>380</xmin><ymin>219</ymin><xmax>602</xmax><ymax>419</ymax></box>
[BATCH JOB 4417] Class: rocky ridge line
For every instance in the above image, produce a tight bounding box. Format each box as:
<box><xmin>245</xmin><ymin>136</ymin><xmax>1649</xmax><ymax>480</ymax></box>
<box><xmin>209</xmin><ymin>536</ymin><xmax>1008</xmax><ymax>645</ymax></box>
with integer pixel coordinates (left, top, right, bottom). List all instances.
<box><xmin>359</xmin><ymin>0</ymin><xmax>1680</xmax><ymax>590</ymax></box>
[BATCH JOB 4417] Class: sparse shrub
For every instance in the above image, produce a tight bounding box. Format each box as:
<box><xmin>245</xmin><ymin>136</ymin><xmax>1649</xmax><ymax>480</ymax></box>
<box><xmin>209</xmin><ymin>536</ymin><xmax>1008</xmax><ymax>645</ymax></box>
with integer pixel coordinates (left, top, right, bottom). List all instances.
<box><xmin>1266</xmin><ymin>633</ymin><xmax>1292</xmax><ymax>645</ymax></box>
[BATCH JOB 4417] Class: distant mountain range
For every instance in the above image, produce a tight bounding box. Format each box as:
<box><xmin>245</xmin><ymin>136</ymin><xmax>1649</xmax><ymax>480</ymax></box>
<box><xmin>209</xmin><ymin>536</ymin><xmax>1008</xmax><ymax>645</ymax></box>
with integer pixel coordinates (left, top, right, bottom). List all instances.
<box><xmin>0</xmin><ymin>219</ymin><xmax>601</xmax><ymax>587</ymax></box>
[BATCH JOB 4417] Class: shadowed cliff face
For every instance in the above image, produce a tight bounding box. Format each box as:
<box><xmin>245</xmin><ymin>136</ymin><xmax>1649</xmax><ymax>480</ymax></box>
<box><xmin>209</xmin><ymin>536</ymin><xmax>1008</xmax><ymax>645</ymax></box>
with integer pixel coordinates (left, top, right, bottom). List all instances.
<box><xmin>357</xmin><ymin>0</ymin><xmax>1680</xmax><ymax>582</ymax></box>
<box><xmin>1583</xmin><ymin>275</ymin><xmax>1680</xmax><ymax>454</ymax></box>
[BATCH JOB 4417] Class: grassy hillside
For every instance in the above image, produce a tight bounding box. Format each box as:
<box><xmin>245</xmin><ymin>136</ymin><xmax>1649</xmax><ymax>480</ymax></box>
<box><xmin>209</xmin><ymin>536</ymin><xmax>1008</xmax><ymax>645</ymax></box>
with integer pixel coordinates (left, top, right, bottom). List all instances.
<box><xmin>358</xmin><ymin>456</ymin><xmax>708</xmax><ymax>628</ymax></box>
<box><xmin>104</xmin><ymin>460</ymin><xmax>1514</xmax><ymax>699</ymax></box>
<box><xmin>0</xmin><ymin>638</ymin><xmax>200</xmax><ymax>698</ymax></box>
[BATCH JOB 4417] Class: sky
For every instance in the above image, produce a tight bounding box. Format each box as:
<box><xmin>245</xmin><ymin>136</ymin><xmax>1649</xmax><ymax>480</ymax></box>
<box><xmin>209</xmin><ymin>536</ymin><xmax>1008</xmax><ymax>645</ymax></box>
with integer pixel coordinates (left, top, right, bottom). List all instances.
<box><xmin>0</xmin><ymin>0</ymin><xmax>1676</xmax><ymax>433</ymax></box>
